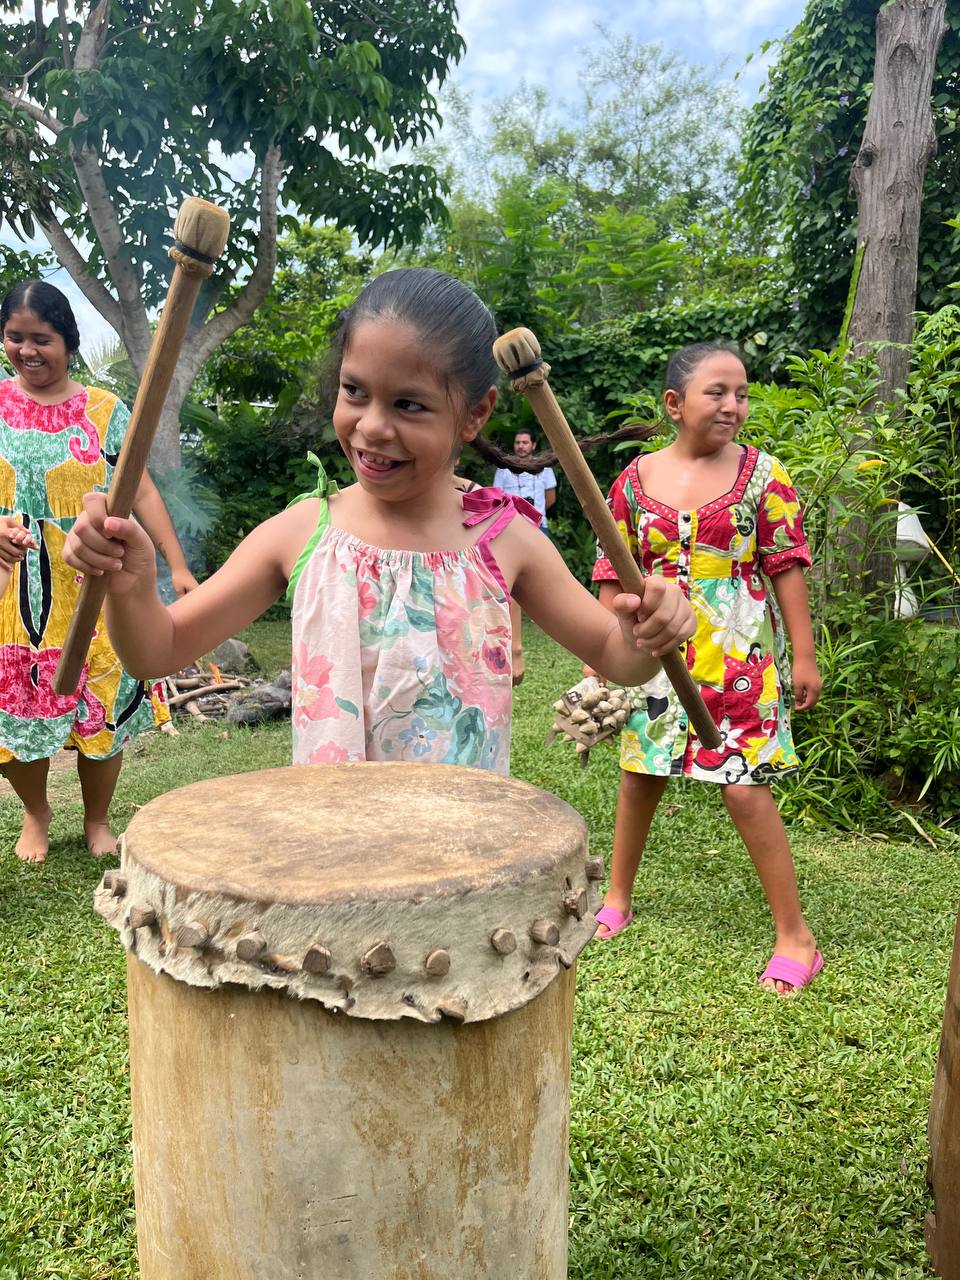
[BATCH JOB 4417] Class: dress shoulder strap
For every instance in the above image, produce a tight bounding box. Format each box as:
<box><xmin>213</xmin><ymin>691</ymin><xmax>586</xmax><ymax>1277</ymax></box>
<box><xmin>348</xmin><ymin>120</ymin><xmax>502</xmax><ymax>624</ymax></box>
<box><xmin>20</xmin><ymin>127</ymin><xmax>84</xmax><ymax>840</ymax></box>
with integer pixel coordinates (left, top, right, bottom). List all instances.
<box><xmin>285</xmin><ymin>453</ymin><xmax>338</xmax><ymax>606</ymax></box>
<box><xmin>461</xmin><ymin>486</ymin><xmax>541</xmax><ymax>598</ymax></box>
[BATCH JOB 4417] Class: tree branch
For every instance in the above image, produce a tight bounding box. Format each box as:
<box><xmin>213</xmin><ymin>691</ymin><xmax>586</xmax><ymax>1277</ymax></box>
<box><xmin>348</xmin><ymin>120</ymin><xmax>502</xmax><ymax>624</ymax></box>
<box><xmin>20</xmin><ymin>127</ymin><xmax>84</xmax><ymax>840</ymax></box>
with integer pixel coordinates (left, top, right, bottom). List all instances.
<box><xmin>73</xmin><ymin>0</ymin><xmax>111</xmax><ymax>72</ymax></box>
<box><xmin>37</xmin><ymin>212</ymin><xmax>122</xmax><ymax>333</ymax></box>
<box><xmin>67</xmin><ymin>145</ymin><xmax>151</xmax><ymax>358</ymax></box>
<box><xmin>101</xmin><ymin>22</ymin><xmax>149</xmax><ymax>56</ymax></box>
<box><xmin>57</xmin><ymin>0</ymin><xmax>73</xmax><ymax>68</ymax></box>
<box><xmin>189</xmin><ymin>143</ymin><xmax>283</xmax><ymax>369</ymax></box>
<box><xmin>0</xmin><ymin>87</ymin><xmax>64</xmax><ymax>136</ymax></box>
<box><xmin>21</xmin><ymin>0</ymin><xmax>46</xmax><ymax>70</ymax></box>
<box><xmin>50</xmin><ymin>1</ymin><xmax>151</xmax><ymax>362</ymax></box>
<box><xmin>18</xmin><ymin>54</ymin><xmax>55</xmax><ymax>99</ymax></box>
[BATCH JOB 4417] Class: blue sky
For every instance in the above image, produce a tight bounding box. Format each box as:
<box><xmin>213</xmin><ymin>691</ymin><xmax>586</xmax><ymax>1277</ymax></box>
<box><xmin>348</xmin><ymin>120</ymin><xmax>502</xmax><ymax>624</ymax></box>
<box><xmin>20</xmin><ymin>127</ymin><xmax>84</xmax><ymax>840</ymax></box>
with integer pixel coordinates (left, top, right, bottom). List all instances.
<box><xmin>452</xmin><ymin>0</ymin><xmax>806</xmax><ymax>108</ymax></box>
<box><xmin>5</xmin><ymin>0</ymin><xmax>807</xmax><ymax>355</ymax></box>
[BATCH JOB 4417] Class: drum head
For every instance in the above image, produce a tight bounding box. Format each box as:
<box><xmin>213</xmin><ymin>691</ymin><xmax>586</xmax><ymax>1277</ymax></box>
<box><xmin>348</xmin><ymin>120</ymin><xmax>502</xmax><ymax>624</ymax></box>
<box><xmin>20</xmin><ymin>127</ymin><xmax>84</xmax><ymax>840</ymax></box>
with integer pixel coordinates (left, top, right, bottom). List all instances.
<box><xmin>96</xmin><ymin>763</ymin><xmax>600</xmax><ymax>1023</ymax></box>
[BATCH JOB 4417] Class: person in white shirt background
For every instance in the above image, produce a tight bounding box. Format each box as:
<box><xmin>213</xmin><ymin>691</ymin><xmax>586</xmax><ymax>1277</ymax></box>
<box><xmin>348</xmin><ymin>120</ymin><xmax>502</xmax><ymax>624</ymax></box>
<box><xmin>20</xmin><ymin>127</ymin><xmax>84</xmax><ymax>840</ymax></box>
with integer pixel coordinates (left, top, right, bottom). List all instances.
<box><xmin>491</xmin><ymin>430</ymin><xmax>558</xmax><ymax>685</ymax></box>
<box><xmin>493</xmin><ymin>430</ymin><xmax>557</xmax><ymax>531</ymax></box>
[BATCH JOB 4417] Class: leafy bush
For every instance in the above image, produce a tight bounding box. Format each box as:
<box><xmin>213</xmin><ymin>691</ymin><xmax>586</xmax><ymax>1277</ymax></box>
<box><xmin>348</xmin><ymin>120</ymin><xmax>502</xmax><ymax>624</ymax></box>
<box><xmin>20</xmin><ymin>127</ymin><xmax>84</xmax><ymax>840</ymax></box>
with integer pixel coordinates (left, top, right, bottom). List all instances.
<box><xmin>737</xmin><ymin>338</ymin><xmax>958</xmax><ymax>837</ymax></box>
<box><xmin>189</xmin><ymin>401</ymin><xmax>349</xmax><ymax>579</ymax></box>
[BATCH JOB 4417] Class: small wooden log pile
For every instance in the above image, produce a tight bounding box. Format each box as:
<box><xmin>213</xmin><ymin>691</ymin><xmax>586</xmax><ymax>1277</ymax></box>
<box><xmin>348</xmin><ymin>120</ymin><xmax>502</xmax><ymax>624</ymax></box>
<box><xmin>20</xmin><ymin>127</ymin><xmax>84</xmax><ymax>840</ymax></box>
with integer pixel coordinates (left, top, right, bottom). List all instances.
<box><xmin>162</xmin><ymin>663</ymin><xmax>251</xmax><ymax>723</ymax></box>
<box><xmin>162</xmin><ymin>662</ymin><xmax>294</xmax><ymax>726</ymax></box>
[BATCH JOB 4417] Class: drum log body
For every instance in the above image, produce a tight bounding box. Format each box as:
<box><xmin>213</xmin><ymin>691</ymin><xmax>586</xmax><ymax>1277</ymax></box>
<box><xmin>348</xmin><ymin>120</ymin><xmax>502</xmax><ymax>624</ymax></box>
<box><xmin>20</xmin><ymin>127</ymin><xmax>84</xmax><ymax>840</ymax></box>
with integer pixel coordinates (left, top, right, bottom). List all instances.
<box><xmin>95</xmin><ymin>763</ymin><xmax>600</xmax><ymax>1280</ymax></box>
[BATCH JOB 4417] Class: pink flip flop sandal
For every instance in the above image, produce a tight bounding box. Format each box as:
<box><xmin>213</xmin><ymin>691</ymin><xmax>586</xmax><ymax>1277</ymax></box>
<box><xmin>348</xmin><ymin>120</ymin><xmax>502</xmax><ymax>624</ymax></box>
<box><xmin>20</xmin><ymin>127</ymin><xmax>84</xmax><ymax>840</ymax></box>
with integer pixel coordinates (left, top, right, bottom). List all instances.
<box><xmin>593</xmin><ymin>905</ymin><xmax>635</xmax><ymax>940</ymax></box>
<box><xmin>759</xmin><ymin>950</ymin><xmax>824</xmax><ymax>994</ymax></box>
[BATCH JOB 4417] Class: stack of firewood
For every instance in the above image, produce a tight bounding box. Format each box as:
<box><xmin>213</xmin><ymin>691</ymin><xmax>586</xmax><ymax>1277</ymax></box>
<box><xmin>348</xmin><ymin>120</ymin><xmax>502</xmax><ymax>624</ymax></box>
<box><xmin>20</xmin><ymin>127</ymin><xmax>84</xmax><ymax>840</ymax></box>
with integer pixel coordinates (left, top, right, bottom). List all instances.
<box><xmin>161</xmin><ymin>661</ymin><xmax>293</xmax><ymax>727</ymax></box>
<box><xmin>162</xmin><ymin>663</ymin><xmax>251</xmax><ymax>723</ymax></box>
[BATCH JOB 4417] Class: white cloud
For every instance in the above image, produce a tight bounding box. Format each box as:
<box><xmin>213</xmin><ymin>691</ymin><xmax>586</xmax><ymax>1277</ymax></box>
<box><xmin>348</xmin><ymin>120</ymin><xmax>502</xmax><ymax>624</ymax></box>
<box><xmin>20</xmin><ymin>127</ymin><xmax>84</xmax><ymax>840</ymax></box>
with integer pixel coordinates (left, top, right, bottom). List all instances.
<box><xmin>452</xmin><ymin>0</ymin><xmax>805</xmax><ymax>110</ymax></box>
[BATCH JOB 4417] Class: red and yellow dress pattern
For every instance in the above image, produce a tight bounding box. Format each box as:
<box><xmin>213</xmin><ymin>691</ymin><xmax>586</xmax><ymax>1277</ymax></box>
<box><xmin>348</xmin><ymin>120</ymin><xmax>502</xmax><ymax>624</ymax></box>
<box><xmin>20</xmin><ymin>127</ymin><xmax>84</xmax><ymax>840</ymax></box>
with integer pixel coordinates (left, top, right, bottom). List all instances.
<box><xmin>0</xmin><ymin>381</ymin><xmax>168</xmax><ymax>763</ymax></box>
<box><xmin>593</xmin><ymin>446</ymin><xmax>812</xmax><ymax>785</ymax></box>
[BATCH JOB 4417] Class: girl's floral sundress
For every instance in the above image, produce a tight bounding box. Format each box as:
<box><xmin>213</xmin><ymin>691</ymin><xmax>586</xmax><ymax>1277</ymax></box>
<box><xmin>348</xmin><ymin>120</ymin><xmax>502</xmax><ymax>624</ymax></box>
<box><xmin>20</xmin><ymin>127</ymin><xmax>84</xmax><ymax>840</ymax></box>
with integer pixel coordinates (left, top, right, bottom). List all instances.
<box><xmin>593</xmin><ymin>445</ymin><xmax>812</xmax><ymax>785</ymax></box>
<box><xmin>288</xmin><ymin>463</ymin><xmax>538</xmax><ymax>774</ymax></box>
<box><xmin>0</xmin><ymin>381</ymin><xmax>168</xmax><ymax>763</ymax></box>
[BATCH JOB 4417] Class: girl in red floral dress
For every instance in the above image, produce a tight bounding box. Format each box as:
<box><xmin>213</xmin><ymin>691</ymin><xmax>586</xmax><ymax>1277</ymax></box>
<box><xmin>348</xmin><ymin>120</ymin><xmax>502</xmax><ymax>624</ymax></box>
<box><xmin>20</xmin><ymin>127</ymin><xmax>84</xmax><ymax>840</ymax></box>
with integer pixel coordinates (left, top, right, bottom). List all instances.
<box><xmin>592</xmin><ymin>343</ymin><xmax>823</xmax><ymax>995</ymax></box>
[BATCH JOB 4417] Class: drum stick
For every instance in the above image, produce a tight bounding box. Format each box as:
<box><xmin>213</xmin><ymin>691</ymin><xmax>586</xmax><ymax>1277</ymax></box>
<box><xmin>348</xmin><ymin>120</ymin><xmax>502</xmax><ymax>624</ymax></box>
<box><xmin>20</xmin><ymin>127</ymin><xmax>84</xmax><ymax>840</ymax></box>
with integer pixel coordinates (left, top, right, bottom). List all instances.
<box><xmin>54</xmin><ymin>197</ymin><xmax>231</xmax><ymax>696</ymax></box>
<box><xmin>492</xmin><ymin>326</ymin><xmax>722</xmax><ymax>751</ymax></box>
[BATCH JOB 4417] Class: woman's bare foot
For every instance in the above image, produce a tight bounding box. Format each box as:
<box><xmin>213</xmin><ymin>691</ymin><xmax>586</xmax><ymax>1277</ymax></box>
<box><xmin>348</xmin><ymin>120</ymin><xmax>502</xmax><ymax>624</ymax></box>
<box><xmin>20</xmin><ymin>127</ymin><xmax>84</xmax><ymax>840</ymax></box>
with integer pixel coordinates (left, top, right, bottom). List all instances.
<box><xmin>84</xmin><ymin>818</ymin><xmax>118</xmax><ymax>858</ymax></box>
<box><xmin>15</xmin><ymin>805</ymin><xmax>52</xmax><ymax>863</ymax></box>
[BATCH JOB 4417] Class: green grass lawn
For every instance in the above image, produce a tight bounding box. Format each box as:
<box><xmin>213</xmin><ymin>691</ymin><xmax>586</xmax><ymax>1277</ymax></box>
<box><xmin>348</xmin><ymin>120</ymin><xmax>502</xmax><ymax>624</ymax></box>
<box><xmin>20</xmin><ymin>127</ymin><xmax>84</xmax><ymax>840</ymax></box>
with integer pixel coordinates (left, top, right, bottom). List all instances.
<box><xmin>1</xmin><ymin>622</ymin><xmax>956</xmax><ymax>1277</ymax></box>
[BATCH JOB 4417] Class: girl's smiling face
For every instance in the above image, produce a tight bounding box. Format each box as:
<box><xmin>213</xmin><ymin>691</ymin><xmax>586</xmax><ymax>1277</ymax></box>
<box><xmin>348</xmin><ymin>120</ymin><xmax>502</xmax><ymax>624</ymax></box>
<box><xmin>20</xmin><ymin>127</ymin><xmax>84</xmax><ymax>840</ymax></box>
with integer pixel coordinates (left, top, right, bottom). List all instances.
<box><xmin>334</xmin><ymin>319</ymin><xmax>495</xmax><ymax>499</ymax></box>
<box><xmin>665</xmin><ymin>351</ymin><xmax>749</xmax><ymax>453</ymax></box>
<box><xmin>2</xmin><ymin>308</ymin><xmax>71</xmax><ymax>395</ymax></box>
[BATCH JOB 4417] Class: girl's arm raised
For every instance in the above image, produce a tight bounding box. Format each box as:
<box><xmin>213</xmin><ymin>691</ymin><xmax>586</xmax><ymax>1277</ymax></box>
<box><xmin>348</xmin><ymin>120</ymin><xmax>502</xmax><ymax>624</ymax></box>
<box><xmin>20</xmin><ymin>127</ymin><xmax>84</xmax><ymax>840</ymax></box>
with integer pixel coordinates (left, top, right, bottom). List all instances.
<box><xmin>506</xmin><ymin>519</ymin><xmax>694</xmax><ymax>685</ymax></box>
<box><xmin>63</xmin><ymin>495</ymin><xmax>313</xmax><ymax>678</ymax></box>
<box><xmin>770</xmin><ymin>566</ymin><xmax>821</xmax><ymax>711</ymax></box>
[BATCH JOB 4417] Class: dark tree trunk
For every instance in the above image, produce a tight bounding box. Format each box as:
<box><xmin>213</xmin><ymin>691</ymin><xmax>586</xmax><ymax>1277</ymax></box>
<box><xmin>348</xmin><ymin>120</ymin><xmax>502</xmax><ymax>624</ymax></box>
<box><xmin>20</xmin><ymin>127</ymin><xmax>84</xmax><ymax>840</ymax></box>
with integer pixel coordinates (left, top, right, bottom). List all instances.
<box><xmin>849</xmin><ymin>0</ymin><xmax>946</xmax><ymax>386</ymax></box>
<box><xmin>846</xmin><ymin>0</ymin><xmax>947</xmax><ymax>597</ymax></box>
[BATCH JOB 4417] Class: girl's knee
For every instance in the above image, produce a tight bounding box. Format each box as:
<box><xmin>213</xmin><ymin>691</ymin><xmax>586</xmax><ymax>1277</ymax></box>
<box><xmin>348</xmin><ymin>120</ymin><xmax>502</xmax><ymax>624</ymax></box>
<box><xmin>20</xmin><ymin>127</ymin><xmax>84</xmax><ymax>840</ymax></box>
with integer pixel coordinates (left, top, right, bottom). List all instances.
<box><xmin>620</xmin><ymin>770</ymin><xmax>669</xmax><ymax>797</ymax></box>
<box><xmin>721</xmin><ymin>782</ymin><xmax>773</xmax><ymax>815</ymax></box>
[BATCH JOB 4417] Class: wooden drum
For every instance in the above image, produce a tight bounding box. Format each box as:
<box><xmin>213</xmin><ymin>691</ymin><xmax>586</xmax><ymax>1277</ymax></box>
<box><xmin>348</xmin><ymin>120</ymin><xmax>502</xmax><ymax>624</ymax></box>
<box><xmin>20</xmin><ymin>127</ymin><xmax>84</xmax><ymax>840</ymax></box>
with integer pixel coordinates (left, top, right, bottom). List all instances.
<box><xmin>94</xmin><ymin>763</ymin><xmax>601</xmax><ymax>1279</ymax></box>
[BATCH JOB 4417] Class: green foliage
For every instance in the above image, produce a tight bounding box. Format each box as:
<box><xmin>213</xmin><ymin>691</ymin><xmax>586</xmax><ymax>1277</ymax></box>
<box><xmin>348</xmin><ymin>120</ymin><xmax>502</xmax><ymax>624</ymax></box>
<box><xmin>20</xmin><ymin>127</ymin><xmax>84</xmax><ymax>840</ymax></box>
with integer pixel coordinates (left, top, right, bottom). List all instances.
<box><xmin>198</xmin><ymin>224</ymin><xmax>372</xmax><ymax>410</ymax></box>
<box><xmin>739</xmin><ymin>0</ymin><xmax>960</xmax><ymax>349</ymax></box>
<box><xmin>737</xmin><ymin>329</ymin><xmax>960</xmax><ymax>837</ymax></box>
<box><xmin>188</xmin><ymin>399</ymin><xmax>333</xmax><ymax>574</ymax></box>
<box><xmin>0</xmin><ymin>244</ymin><xmax>52</xmax><ymax>305</ymax></box>
<box><xmin>0</xmin><ymin>1</ymin><xmax>463</xmax><ymax>308</ymax></box>
<box><xmin>486</xmin><ymin>34</ymin><xmax>742</xmax><ymax>228</ymax></box>
<box><xmin>405</xmin><ymin>32</ymin><xmax>750</xmax><ymax>333</ymax></box>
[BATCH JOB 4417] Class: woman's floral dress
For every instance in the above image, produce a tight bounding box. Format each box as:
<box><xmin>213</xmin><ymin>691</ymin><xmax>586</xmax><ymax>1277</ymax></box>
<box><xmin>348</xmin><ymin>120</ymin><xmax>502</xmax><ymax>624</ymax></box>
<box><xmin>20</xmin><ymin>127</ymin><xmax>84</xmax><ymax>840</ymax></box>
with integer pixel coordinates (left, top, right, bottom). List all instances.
<box><xmin>593</xmin><ymin>445</ymin><xmax>812</xmax><ymax>785</ymax></box>
<box><xmin>0</xmin><ymin>382</ymin><xmax>169</xmax><ymax>763</ymax></box>
<box><xmin>287</xmin><ymin>465</ymin><xmax>538</xmax><ymax>774</ymax></box>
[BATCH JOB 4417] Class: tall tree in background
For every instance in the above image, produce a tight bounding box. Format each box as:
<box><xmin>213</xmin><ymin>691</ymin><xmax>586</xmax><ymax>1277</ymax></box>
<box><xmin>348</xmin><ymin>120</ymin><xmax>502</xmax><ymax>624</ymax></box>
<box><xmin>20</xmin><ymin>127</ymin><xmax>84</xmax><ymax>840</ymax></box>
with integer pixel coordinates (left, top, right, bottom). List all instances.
<box><xmin>408</xmin><ymin>33</ymin><xmax>745</xmax><ymax>329</ymax></box>
<box><xmin>846</xmin><ymin>0</ymin><xmax>947</xmax><ymax>596</ymax></box>
<box><xmin>847</xmin><ymin>0</ymin><xmax>947</xmax><ymax>397</ymax></box>
<box><xmin>0</xmin><ymin>0</ymin><xmax>463</xmax><ymax>468</ymax></box>
<box><xmin>739</xmin><ymin>0</ymin><xmax>960</xmax><ymax>351</ymax></box>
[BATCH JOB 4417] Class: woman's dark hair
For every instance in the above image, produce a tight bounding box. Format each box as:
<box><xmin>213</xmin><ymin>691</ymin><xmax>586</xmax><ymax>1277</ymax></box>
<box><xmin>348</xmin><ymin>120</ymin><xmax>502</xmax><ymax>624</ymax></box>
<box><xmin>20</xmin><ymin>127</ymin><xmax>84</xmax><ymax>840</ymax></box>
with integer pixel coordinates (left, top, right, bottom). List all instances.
<box><xmin>664</xmin><ymin>342</ymin><xmax>746</xmax><ymax>397</ymax></box>
<box><xmin>0</xmin><ymin>280</ymin><xmax>81</xmax><ymax>354</ymax></box>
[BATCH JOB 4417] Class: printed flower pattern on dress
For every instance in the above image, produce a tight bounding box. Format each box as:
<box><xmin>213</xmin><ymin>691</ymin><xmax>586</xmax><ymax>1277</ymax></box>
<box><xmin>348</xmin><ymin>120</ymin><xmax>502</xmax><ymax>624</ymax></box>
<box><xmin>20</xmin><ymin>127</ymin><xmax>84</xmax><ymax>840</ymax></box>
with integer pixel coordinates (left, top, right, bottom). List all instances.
<box><xmin>288</xmin><ymin>472</ymin><xmax>539</xmax><ymax>775</ymax></box>
<box><xmin>594</xmin><ymin>446</ymin><xmax>812</xmax><ymax>786</ymax></box>
<box><xmin>0</xmin><ymin>382</ymin><xmax>169</xmax><ymax>763</ymax></box>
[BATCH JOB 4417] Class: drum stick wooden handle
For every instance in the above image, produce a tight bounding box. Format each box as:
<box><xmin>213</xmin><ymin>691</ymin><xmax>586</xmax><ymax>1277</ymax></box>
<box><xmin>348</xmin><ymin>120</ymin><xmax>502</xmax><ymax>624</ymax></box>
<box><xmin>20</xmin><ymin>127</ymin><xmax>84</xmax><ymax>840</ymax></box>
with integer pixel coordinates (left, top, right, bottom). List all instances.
<box><xmin>54</xmin><ymin>198</ymin><xmax>230</xmax><ymax>696</ymax></box>
<box><xmin>493</xmin><ymin>327</ymin><xmax>722</xmax><ymax>751</ymax></box>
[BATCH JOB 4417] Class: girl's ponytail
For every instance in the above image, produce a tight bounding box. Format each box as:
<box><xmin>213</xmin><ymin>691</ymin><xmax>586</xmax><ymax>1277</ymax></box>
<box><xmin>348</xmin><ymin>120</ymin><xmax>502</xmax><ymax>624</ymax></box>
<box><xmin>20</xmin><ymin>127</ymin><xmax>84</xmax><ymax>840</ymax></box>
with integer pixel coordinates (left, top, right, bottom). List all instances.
<box><xmin>468</xmin><ymin>421</ymin><xmax>660</xmax><ymax>475</ymax></box>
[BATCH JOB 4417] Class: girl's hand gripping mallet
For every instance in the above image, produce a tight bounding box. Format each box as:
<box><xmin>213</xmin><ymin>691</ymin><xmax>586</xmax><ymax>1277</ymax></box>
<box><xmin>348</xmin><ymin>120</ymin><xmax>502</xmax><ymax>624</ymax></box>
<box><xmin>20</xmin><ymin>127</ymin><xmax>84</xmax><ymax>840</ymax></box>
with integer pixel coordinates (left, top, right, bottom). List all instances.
<box><xmin>492</xmin><ymin>326</ymin><xmax>723</xmax><ymax>751</ymax></box>
<box><xmin>54</xmin><ymin>197</ymin><xmax>230</xmax><ymax>696</ymax></box>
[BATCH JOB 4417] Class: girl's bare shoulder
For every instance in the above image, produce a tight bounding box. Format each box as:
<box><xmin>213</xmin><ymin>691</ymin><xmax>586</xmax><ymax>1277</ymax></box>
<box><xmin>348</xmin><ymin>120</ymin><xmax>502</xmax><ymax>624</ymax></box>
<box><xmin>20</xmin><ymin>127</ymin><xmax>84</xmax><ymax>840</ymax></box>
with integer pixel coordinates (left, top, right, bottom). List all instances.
<box><xmin>250</xmin><ymin>498</ymin><xmax>325</xmax><ymax>579</ymax></box>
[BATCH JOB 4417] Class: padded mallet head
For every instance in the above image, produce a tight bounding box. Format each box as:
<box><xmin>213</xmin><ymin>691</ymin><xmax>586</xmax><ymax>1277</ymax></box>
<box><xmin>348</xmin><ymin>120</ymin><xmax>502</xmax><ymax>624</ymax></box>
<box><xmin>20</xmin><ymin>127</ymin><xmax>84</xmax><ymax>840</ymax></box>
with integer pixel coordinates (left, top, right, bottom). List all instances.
<box><xmin>493</xmin><ymin>327</ymin><xmax>551</xmax><ymax>391</ymax></box>
<box><xmin>169</xmin><ymin>197</ymin><xmax>231</xmax><ymax>276</ymax></box>
<box><xmin>492</xmin><ymin>326</ymin><xmax>541</xmax><ymax>374</ymax></box>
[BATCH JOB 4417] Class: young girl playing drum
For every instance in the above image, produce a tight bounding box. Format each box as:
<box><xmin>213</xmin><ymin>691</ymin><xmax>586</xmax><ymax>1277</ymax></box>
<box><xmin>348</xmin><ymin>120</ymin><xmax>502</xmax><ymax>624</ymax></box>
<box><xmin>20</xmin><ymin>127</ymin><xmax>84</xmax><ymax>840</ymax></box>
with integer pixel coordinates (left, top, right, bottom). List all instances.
<box><xmin>590</xmin><ymin>342</ymin><xmax>823</xmax><ymax>995</ymax></box>
<box><xmin>64</xmin><ymin>269</ymin><xmax>694</xmax><ymax>776</ymax></box>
